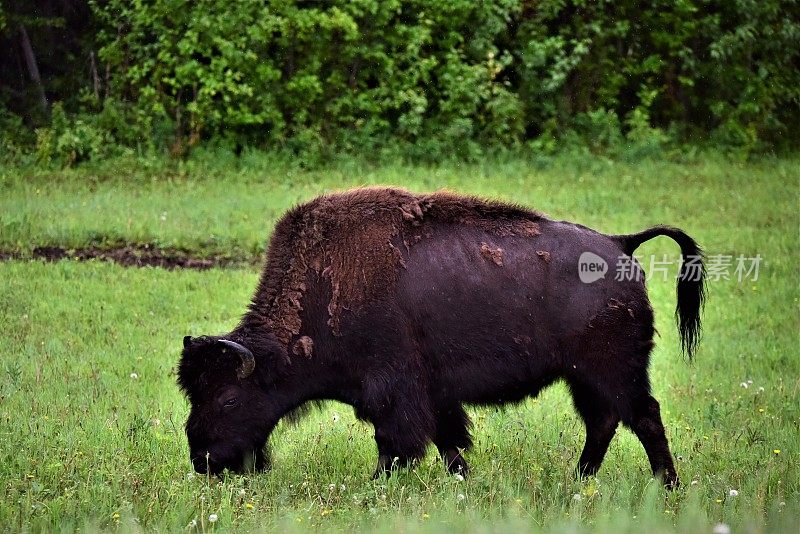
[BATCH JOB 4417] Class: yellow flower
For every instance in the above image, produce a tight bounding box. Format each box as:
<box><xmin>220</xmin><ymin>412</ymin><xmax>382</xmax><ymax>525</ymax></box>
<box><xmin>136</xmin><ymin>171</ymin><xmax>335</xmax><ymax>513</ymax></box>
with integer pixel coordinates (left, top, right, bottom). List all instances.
<box><xmin>422</xmin><ymin>513</ymin><xmax>430</xmax><ymax>519</ymax></box>
<box><xmin>245</xmin><ymin>503</ymin><xmax>254</xmax><ymax>509</ymax></box>
<box><xmin>758</xmin><ymin>408</ymin><xmax>765</xmax><ymax>413</ymax></box>
<box><xmin>773</xmin><ymin>449</ymin><xmax>781</xmax><ymax>455</ymax></box>
<box><xmin>321</xmin><ymin>509</ymin><xmax>332</xmax><ymax>517</ymax></box>
<box><xmin>112</xmin><ymin>513</ymin><xmax>120</xmax><ymax>520</ymax></box>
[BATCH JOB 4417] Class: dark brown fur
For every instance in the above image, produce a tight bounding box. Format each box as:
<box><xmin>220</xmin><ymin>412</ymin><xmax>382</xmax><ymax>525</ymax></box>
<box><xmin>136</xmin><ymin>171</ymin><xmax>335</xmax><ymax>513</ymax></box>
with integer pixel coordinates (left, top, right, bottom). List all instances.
<box><xmin>239</xmin><ymin>188</ymin><xmax>544</xmax><ymax>344</ymax></box>
<box><xmin>178</xmin><ymin>187</ymin><xmax>705</xmax><ymax>486</ymax></box>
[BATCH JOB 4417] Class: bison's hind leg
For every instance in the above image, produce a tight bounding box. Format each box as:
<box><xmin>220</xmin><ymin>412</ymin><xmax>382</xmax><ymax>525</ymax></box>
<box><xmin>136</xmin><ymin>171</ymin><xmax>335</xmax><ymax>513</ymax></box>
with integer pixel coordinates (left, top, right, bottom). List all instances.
<box><xmin>568</xmin><ymin>381</ymin><xmax>620</xmax><ymax>478</ymax></box>
<box><xmin>569</xmin><ymin>368</ymin><xmax>679</xmax><ymax>488</ymax></box>
<box><xmin>623</xmin><ymin>393</ymin><xmax>679</xmax><ymax>488</ymax></box>
<box><xmin>432</xmin><ymin>400</ymin><xmax>472</xmax><ymax>475</ymax></box>
<box><xmin>572</xmin><ymin>298</ymin><xmax>678</xmax><ymax>488</ymax></box>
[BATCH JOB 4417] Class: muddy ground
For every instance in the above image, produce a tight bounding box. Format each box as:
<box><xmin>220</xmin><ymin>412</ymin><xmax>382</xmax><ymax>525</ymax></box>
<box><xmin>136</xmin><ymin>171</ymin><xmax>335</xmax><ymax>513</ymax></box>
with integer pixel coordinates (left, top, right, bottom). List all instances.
<box><xmin>0</xmin><ymin>244</ymin><xmax>260</xmax><ymax>270</ymax></box>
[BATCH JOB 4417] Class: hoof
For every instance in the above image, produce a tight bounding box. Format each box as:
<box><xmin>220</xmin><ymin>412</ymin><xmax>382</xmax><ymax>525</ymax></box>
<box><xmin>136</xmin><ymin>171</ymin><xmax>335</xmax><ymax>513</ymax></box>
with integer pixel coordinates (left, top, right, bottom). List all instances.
<box><xmin>372</xmin><ymin>454</ymin><xmax>397</xmax><ymax>479</ymax></box>
<box><xmin>442</xmin><ymin>448</ymin><xmax>469</xmax><ymax>476</ymax></box>
<box><xmin>658</xmin><ymin>469</ymin><xmax>680</xmax><ymax>490</ymax></box>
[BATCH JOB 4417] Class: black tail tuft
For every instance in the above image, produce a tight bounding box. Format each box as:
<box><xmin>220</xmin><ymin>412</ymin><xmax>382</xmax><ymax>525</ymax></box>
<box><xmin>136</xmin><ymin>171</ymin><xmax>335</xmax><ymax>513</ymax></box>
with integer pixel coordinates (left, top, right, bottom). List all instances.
<box><xmin>618</xmin><ymin>225</ymin><xmax>706</xmax><ymax>359</ymax></box>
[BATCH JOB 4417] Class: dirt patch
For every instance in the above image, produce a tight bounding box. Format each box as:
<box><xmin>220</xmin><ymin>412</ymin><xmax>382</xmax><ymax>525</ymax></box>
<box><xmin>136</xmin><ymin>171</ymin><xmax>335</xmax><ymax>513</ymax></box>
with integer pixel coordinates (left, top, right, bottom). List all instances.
<box><xmin>292</xmin><ymin>336</ymin><xmax>314</xmax><ymax>358</ymax></box>
<box><xmin>0</xmin><ymin>244</ymin><xmax>259</xmax><ymax>270</ymax></box>
<box><xmin>480</xmin><ymin>242</ymin><xmax>504</xmax><ymax>266</ymax></box>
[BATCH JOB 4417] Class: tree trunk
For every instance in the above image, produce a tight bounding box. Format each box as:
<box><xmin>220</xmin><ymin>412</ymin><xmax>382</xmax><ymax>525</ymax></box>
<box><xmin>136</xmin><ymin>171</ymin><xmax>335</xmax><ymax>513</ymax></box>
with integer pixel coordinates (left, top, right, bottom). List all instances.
<box><xmin>90</xmin><ymin>50</ymin><xmax>101</xmax><ymax>100</ymax></box>
<box><xmin>19</xmin><ymin>24</ymin><xmax>49</xmax><ymax>114</ymax></box>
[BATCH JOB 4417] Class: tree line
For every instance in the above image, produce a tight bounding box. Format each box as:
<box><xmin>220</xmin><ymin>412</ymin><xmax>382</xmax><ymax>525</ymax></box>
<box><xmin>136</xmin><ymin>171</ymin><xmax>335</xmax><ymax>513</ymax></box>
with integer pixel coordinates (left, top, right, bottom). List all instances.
<box><xmin>1</xmin><ymin>0</ymin><xmax>798</xmax><ymax>164</ymax></box>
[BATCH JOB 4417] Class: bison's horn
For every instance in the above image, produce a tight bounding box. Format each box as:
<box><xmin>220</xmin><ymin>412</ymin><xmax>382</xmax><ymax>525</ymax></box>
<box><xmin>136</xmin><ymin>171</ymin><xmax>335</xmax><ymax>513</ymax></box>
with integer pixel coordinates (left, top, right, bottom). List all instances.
<box><xmin>218</xmin><ymin>339</ymin><xmax>255</xmax><ymax>379</ymax></box>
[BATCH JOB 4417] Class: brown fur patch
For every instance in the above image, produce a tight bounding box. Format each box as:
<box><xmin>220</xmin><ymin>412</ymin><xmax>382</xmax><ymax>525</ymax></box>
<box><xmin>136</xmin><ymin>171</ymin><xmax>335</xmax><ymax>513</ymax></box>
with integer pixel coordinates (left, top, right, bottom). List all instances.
<box><xmin>514</xmin><ymin>220</ymin><xmax>541</xmax><ymax>237</ymax></box>
<box><xmin>418</xmin><ymin>191</ymin><xmax>543</xmax><ymax>238</ymax></box>
<box><xmin>536</xmin><ymin>250</ymin><xmax>551</xmax><ymax>263</ymax></box>
<box><xmin>480</xmin><ymin>242</ymin><xmax>504</xmax><ymax>266</ymax></box>
<box><xmin>292</xmin><ymin>336</ymin><xmax>314</xmax><ymax>358</ymax></box>
<box><xmin>241</xmin><ymin>187</ymin><xmax>544</xmax><ymax>347</ymax></box>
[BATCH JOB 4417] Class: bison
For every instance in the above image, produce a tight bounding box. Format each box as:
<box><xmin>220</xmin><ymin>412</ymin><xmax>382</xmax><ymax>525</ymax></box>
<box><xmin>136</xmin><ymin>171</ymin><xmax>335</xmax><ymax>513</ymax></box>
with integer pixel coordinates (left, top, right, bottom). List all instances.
<box><xmin>178</xmin><ymin>187</ymin><xmax>705</xmax><ymax>487</ymax></box>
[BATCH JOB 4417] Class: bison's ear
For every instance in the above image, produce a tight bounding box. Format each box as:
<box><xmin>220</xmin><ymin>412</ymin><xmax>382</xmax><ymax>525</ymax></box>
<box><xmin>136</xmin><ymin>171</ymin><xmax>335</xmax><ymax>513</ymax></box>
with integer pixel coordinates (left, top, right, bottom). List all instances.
<box><xmin>183</xmin><ymin>335</ymin><xmax>193</xmax><ymax>349</ymax></box>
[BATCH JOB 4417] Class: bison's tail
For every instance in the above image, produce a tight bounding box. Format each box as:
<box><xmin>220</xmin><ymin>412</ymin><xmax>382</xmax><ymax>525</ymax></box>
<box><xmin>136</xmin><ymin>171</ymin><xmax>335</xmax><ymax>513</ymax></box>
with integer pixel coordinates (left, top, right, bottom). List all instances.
<box><xmin>616</xmin><ymin>225</ymin><xmax>706</xmax><ymax>359</ymax></box>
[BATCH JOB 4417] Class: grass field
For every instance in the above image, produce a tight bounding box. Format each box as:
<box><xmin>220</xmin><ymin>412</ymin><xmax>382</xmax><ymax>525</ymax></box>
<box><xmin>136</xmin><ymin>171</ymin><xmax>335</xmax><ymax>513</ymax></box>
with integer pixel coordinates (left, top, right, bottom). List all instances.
<box><xmin>0</xmin><ymin>154</ymin><xmax>798</xmax><ymax>532</ymax></box>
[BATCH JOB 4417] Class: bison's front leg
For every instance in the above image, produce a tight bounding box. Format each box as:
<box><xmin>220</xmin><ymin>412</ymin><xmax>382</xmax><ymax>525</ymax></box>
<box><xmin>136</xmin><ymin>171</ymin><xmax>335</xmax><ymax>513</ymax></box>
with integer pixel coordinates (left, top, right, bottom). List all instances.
<box><xmin>364</xmin><ymin>374</ymin><xmax>435</xmax><ymax>479</ymax></box>
<box><xmin>432</xmin><ymin>401</ymin><xmax>472</xmax><ymax>475</ymax></box>
<box><xmin>371</xmin><ymin>416</ymin><xmax>432</xmax><ymax>478</ymax></box>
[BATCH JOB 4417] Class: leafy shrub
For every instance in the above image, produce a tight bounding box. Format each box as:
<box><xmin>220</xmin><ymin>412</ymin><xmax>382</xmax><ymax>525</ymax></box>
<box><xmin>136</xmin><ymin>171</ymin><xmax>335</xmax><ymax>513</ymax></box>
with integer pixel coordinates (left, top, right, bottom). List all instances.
<box><xmin>35</xmin><ymin>103</ymin><xmax>110</xmax><ymax>167</ymax></box>
<box><xmin>1</xmin><ymin>0</ymin><xmax>796</xmax><ymax>162</ymax></box>
<box><xmin>0</xmin><ymin>109</ymin><xmax>34</xmax><ymax>165</ymax></box>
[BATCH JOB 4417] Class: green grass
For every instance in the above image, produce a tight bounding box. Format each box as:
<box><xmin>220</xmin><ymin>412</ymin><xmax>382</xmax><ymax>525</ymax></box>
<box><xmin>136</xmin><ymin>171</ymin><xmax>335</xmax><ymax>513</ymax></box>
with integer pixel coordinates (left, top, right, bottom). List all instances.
<box><xmin>2</xmin><ymin>153</ymin><xmax>797</xmax><ymax>258</ymax></box>
<box><xmin>0</xmin><ymin>154</ymin><xmax>798</xmax><ymax>532</ymax></box>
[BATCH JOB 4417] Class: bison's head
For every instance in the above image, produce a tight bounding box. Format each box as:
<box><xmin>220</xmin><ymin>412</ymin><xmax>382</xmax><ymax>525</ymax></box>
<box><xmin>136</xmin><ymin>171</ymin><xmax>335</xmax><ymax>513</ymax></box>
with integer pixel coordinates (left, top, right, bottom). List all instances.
<box><xmin>177</xmin><ymin>335</ymin><xmax>283</xmax><ymax>475</ymax></box>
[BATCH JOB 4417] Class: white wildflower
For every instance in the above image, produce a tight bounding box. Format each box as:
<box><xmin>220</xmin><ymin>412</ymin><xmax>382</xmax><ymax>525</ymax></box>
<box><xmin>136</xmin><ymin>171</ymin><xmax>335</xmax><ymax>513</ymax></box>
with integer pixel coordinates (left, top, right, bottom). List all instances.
<box><xmin>188</xmin><ymin>519</ymin><xmax>197</xmax><ymax>528</ymax></box>
<box><xmin>239</xmin><ymin>489</ymin><xmax>246</xmax><ymax>497</ymax></box>
<box><xmin>740</xmin><ymin>382</ymin><xmax>748</xmax><ymax>389</ymax></box>
<box><xmin>573</xmin><ymin>493</ymin><xmax>582</xmax><ymax>501</ymax></box>
<box><xmin>329</xmin><ymin>483</ymin><xmax>336</xmax><ymax>492</ymax></box>
<box><xmin>453</xmin><ymin>473</ymin><xmax>465</xmax><ymax>482</ymax></box>
<box><xmin>208</xmin><ymin>513</ymin><xmax>218</xmax><ymax>523</ymax></box>
<box><xmin>130</xmin><ymin>372</ymin><xmax>139</xmax><ymax>380</ymax></box>
<box><xmin>712</xmin><ymin>523</ymin><xmax>731</xmax><ymax>534</ymax></box>
<box><xmin>728</xmin><ymin>489</ymin><xmax>739</xmax><ymax>497</ymax></box>
<box><xmin>457</xmin><ymin>493</ymin><xmax>465</xmax><ymax>501</ymax></box>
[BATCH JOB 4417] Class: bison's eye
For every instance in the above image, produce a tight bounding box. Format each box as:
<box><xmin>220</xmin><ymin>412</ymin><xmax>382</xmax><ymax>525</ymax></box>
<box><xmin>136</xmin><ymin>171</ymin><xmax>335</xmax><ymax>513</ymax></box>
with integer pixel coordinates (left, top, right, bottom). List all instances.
<box><xmin>223</xmin><ymin>397</ymin><xmax>239</xmax><ymax>408</ymax></box>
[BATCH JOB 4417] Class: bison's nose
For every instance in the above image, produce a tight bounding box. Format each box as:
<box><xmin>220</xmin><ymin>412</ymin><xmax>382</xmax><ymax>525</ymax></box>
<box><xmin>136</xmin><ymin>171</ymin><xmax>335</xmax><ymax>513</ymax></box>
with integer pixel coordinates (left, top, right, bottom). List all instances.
<box><xmin>192</xmin><ymin>454</ymin><xmax>221</xmax><ymax>474</ymax></box>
